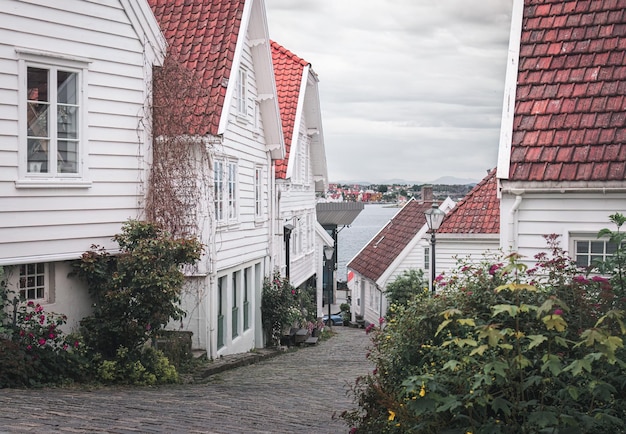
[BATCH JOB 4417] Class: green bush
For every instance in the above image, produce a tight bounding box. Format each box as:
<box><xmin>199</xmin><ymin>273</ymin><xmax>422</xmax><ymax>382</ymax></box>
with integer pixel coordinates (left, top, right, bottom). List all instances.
<box><xmin>261</xmin><ymin>270</ymin><xmax>316</xmax><ymax>345</ymax></box>
<box><xmin>96</xmin><ymin>346</ymin><xmax>178</xmax><ymax>386</ymax></box>
<box><xmin>72</xmin><ymin>220</ymin><xmax>202</xmax><ymax>358</ymax></box>
<box><xmin>384</xmin><ymin>269</ymin><xmax>428</xmax><ymax>313</ymax></box>
<box><xmin>344</xmin><ymin>217</ymin><xmax>626</xmax><ymax>433</ymax></box>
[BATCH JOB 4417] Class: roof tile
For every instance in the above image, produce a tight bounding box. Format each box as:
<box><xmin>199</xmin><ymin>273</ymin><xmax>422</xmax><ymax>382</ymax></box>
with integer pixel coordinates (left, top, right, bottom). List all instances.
<box><xmin>508</xmin><ymin>0</ymin><xmax>626</xmax><ymax>182</ymax></box>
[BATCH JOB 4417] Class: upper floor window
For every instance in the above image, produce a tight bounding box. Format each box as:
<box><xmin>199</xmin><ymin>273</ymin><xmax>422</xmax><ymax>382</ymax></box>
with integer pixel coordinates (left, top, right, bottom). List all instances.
<box><xmin>254</xmin><ymin>166</ymin><xmax>262</xmax><ymax>218</ymax></box>
<box><xmin>236</xmin><ymin>68</ymin><xmax>248</xmax><ymax>117</ymax></box>
<box><xmin>17</xmin><ymin>49</ymin><xmax>90</xmax><ymax>186</ymax></box>
<box><xmin>214</xmin><ymin>158</ymin><xmax>238</xmax><ymax>224</ymax></box>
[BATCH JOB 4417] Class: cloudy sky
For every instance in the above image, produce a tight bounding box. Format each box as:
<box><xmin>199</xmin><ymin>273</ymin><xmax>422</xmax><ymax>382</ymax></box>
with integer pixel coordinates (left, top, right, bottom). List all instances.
<box><xmin>266</xmin><ymin>0</ymin><xmax>514</xmax><ymax>184</ymax></box>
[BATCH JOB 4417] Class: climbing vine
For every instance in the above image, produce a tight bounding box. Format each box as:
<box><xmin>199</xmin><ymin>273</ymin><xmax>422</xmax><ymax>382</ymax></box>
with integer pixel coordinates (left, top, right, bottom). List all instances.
<box><xmin>146</xmin><ymin>49</ymin><xmax>214</xmax><ymax>239</ymax></box>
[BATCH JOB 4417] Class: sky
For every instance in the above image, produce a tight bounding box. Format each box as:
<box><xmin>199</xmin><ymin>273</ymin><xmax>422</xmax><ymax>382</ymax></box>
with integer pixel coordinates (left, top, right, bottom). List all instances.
<box><xmin>265</xmin><ymin>0</ymin><xmax>515</xmax><ymax>184</ymax></box>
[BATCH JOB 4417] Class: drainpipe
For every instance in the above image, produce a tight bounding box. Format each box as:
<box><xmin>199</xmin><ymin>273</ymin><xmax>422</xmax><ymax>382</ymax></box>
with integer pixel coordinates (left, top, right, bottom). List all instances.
<box><xmin>508</xmin><ymin>191</ymin><xmax>524</xmax><ymax>252</ymax></box>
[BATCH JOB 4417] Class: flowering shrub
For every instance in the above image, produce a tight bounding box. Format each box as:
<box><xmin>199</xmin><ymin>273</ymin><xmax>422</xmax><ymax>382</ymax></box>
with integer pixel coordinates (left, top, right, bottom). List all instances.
<box><xmin>343</xmin><ymin>216</ymin><xmax>626</xmax><ymax>433</ymax></box>
<box><xmin>0</xmin><ymin>301</ymin><xmax>88</xmax><ymax>387</ymax></box>
<box><xmin>261</xmin><ymin>270</ymin><xmax>315</xmax><ymax>346</ymax></box>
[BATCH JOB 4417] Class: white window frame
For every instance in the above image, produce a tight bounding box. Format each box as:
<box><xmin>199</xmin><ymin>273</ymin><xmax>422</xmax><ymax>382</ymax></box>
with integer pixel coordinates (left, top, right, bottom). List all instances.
<box><xmin>6</xmin><ymin>262</ymin><xmax>55</xmax><ymax>304</ymax></box>
<box><xmin>572</xmin><ymin>235</ymin><xmax>620</xmax><ymax>268</ymax></box>
<box><xmin>16</xmin><ymin>48</ymin><xmax>91</xmax><ymax>188</ymax></box>
<box><xmin>214</xmin><ymin>157</ymin><xmax>238</xmax><ymax>225</ymax></box>
<box><xmin>254</xmin><ymin>166</ymin><xmax>263</xmax><ymax>219</ymax></box>
<box><xmin>236</xmin><ymin>68</ymin><xmax>248</xmax><ymax>118</ymax></box>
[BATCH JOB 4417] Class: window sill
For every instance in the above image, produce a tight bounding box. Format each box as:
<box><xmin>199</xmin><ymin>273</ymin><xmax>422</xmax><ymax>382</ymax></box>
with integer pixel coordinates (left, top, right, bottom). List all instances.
<box><xmin>15</xmin><ymin>179</ymin><xmax>92</xmax><ymax>189</ymax></box>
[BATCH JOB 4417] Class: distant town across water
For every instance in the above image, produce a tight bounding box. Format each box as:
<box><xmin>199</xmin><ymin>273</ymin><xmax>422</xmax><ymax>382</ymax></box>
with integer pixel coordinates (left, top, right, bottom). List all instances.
<box><xmin>324</xmin><ymin>182</ymin><xmax>475</xmax><ymax>204</ymax></box>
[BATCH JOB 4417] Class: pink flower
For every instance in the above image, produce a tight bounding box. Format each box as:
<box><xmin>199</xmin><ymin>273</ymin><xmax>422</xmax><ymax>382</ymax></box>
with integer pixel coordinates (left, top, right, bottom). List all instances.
<box><xmin>434</xmin><ymin>274</ymin><xmax>445</xmax><ymax>282</ymax></box>
<box><xmin>19</xmin><ymin>330</ymin><xmax>25</xmax><ymax>337</ymax></box>
<box><xmin>63</xmin><ymin>344</ymin><xmax>69</xmax><ymax>351</ymax></box>
<box><xmin>592</xmin><ymin>276</ymin><xmax>609</xmax><ymax>283</ymax></box>
<box><xmin>365</xmin><ymin>324</ymin><xmax>375</xmax><ymax>334</ymax></box>
<box><xmin>379</xmin><ymin>317</ymin><xmax>385</xmax><ymax>325</ymax></box>
<box><xmin>574</xmin><ymin>275</ymin><xmax>590</xmax><ymax>284</ymax></box>
<box><xmin>38</xmin><ymin>338</ymin><xmax>46</xmax><ymax>345</ymax></box>
<box><xmin>49</xmin><ymin>333</ymin><xmax>55</xmax><ymax>339</ymax></box>
<box><xmin>26</xmin><ymin>345</ymin><xmax>32</xmax><ymax>350</ymax></box>
<box><xmin>27</xmin><ymin>301</ymin><xmax>35</xmax><ymax>307</ymax></box>
<box><xmin>35</xmin><ymin>304</ymin><xmax>43</xmax><ymax>313</ymax></box>
<box><xmin>39</xmin><ymin>315</ymin><xmax>45</xmax><ymax>324</ymax></box>
<box><xmin>24</xmin><ymin>315</ymin><xmax>31</xmax><ymax>322</ymax></box>
<box><xmin>489</xmin><ymin>263</ymin><xmax>503</xmax><ymax>276</ymax></box>
<box><xmin>554</xmin><ymin>309</ymin><xmax>563</xmax><ymax>316</ymax></box>
<box><xmin>74</xmin><ymin>341</ymin><xmax>80</xmax><ymax>348</ymax></box>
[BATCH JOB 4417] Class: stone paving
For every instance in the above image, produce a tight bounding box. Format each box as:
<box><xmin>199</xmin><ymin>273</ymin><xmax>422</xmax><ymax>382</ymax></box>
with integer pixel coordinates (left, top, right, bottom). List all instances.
<box><xmin>0</xmin><ymin>326</ymin><xmax>373</xmax><ymax>434</ymax></box>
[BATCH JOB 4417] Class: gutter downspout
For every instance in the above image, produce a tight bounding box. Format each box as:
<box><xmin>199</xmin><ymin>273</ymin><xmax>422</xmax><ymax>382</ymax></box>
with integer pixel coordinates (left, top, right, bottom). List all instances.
<box><xmin>508</xmin><ymin>192</ymin><xmax>524</xmax><ymax>252</ymax></box>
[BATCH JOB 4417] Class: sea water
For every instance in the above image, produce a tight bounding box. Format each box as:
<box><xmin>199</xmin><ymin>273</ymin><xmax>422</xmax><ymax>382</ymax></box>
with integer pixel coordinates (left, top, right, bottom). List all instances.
<box><xmin>337</xmin><ymin>203</ymin><xmax>399</xmax><ymax>282</ymax></box>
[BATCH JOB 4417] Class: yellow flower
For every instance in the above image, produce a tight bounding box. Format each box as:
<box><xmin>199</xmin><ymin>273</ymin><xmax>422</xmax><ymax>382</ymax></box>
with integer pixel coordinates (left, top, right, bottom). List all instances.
<box><xmin>419</xmin><ymin>383</ymin><xmax>426</xmax><ymax>397</ymax></box>
<box><xmin>388</xmin><ymin>410</ymin><xmax>396</xmax><ymax>421</ymax></box>
<box><xmin>466</xmin><ymin>431</ymin><xmax>473</xmax><ymax>434</ymax></box>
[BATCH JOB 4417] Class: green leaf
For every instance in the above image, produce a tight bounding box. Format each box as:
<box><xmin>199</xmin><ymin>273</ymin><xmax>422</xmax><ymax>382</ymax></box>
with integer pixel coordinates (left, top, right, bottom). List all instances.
<box><xmin>456</xmin><ymin>318</ymin><xmax>476</xmax><ymax>327</ymax></box>
<box><xmin>440</xmin><ymin>308</ymin><xmax>462</xmax><ymax>320</ymax></box>
<box><xmin>484</xmin><ymin>360</ymin><xmax>508</xmax><ymax>378</ymax></box>
<box><xmin>563</xmin><ymin>358</ymin><xmax>592</xmax><ymax>376</ymax></box>
<box><xmin>527</xmin><ymin>334</ymin><xmax>548</xmax><ymax>350</ymax></box>
<box><xmin>470</xmin><ymin>344</ymin><xmax>489</xmax><ymax>356</ymax></box>
<box><xmin>492</xmin><ymin>304</ymin><xmax>518</xmax><ymax>317</ymax></box>
<box><xmin>542</xmin><ymin>314</ymin><xmax>567</xmax><ymax>332</ymax></box>
<box><xmin>436</xmin><ymin>319</ymin><xmax>452</xmax><ymax>336</ymax></box>
<box><xmin>541</xmin><ymin>354</ymin><xmax>562</xmax><ymax>377</ymax></box>
<box><xmin>442</xmin><ymin>360</ymin><xmax>461</xmax><ymax>371</ymax></box>
<box><xmin>490</xmin><ymin>396</ymin><xmax>511</xmax><ymax>417</ymax></box>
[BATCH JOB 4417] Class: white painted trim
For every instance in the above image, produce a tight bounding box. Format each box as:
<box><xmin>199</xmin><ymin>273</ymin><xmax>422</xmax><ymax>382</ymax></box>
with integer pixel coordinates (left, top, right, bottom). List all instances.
<box><xmin>496</xmin><ymin>0</ymin><xmax>524</xmax><ymax>180</ymax></box>
<box><xmin>285</xmin><ymin>64</ymin><xmax>309</xmax><ymax>180</ymax></box>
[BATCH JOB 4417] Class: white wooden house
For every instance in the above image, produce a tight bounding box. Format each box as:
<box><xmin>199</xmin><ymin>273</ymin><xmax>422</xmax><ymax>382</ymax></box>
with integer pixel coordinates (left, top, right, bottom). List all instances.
<box><xmin>347</xmin><ymin>188</ymin><xmax>455</xmax><ymax>325</ymax></box>
<box><xmin>149</xmin><ymin>0</ymin><xmax>285</xmax><ymax>357</ymax></box>
<box><xmin>497</xmin><ymin>0</ymin><xmax>626</xmax><ymax>264</ymax></box>
<box><xmin>271</xmin><ymin>41</ymin><xmax>329</xmax><ymax>317</ymax></box>
<box><xmin>436</xmin><ymin>169</ymin><xmax>500</xmax><ymax>271</ymax></box>
<box><xmin>0</xmin><ymin>0</ymin><xmax>165</xmax><ymax>329</ymax></box>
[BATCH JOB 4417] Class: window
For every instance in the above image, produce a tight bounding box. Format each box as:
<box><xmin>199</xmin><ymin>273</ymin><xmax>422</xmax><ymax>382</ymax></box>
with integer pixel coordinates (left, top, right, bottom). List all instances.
<box><xmin>424</xmin><ymin>246</ymin><xmax>430</xmax><ymax>270</ymax></box>
<box><xmin>232</xmin><ymin>272</ymin><xmax>239</xmax><ymax>339</ymax></box>
<box><xmin>254</xmin><ymin>166</ymin><xmax>262</xmax><ymax>218</ymax></box>
<box><xmin>236</xmin><ymin>68</ymin><xmax>248</xmax><ymax>116</ymax></box>
<box><xmin>19</xmin><ymin>263</ymin><xmax>46</xmax><ymax>300</ymax></box>
<box><xmin>575</xmin><ymin>239</ymin><xmax>620</xmax><ymax>268</ymax></box>
<box><xmin>17</xmin><ymin>49</ymin><xmax>89</xmax><ymax>184</ymax></box>
<box><xmin>243</xmin><ymin>267</ymin><xmax>251</xmax><ymax>331</ymax></box>
<box><xmin>227</xmin><ymin>162</ymin><xmax>237</xmax><ymax>219</ymax></box>
<box><xmin>214</xmin><ymin>160</ymin><xmax>224</xmax><ymax>221</ymax></box>
<box><xmin>217</xmin><ymin>276</ymin><xmax>225</xmax><ymax>349</ymax></box>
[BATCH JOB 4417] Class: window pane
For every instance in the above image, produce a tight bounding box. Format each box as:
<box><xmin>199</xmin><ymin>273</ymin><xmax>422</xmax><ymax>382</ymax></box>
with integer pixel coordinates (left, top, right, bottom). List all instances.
<box><xmin>607</xmin><ymin>242</ymin><xmax>618</xmax><ymax>255</ymax></box>
<box><xmin>58</xmin><ymin>140</ymin><xmax>78</xmax><ymax>173</ymax></box>
<box><xmin>575</xmin><ymin>255</ymin><xmax>588</xmax><ymax>267</ymax></box>
<box><xmin>27</xmin><ymin>138</ymin><xmax>49</xmax><ymax>173</ymax></box>
<box><xmin>576</xmin><ymin>241</ymin><xmax>589</xmax><ymax>254</ymax></box>
<box><xmin>58</xmin><ymin>105</ymin><xmax>78</xmax><ymax>139</ymax></box>
<box><xmin>28</xmin><ymin>68</ymin><xmax>48</xmax><ymax>102</ymax></box>
<box><xmin>57</xmin><ymin>71</ymin><xmax>77</xmax><ymax>104</ymax></box>
<box><xmin>28</xmin><ymin>102</ymin><xmax>49</xmax><ymax>138</ymax></box>
<box><xmin>591</xmin><ymin>241</ymin><xmax>604</xmax><ymax>254</ymax></box>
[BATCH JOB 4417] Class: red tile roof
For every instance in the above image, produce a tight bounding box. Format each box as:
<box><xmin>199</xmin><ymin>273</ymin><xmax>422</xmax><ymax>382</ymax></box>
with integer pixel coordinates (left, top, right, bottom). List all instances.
<box><xmin>438</xmin><ymin>168</ymin><xmax>499</xmax><ymax>234</ymax></box>
<box><xmin>509</xmin><ymin>0</ymin><xmax>626</xmax><ymax>182</ymax></box>
<box><xmin>347</xmin><ymin>199</ymin><xmax>434</xmax><ymax>283</ymax></box>
<box><xmin>148</xmin><ymin>0</ymin><xmax>245</xmax><ymax>136</ymax></box>
<box><xmin>271</xmin><ymin>41</ymin><xmax>309</xmax><ymax>179</ymax></box>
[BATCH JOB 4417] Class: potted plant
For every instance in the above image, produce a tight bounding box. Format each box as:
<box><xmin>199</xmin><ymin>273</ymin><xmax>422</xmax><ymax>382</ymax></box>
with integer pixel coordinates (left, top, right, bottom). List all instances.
<box><xmin>339</xmin><ymin>303</ymin><xmax>351</xmax><ymax>326</ymax></box>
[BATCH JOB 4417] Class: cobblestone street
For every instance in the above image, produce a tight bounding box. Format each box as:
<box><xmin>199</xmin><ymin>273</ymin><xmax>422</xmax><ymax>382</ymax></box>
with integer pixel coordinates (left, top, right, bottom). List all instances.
<box><xmin>0</xmin><ymin>326</ymin><xmax>372</xmax><ymax>433</ymax></box>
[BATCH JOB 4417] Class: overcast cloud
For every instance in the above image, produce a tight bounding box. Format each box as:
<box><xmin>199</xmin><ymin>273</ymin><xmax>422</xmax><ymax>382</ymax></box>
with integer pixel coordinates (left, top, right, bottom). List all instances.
<box><xmin>266</xmin><ymin>0</ymin><xmax>514</xmax><ymax>184</ymax></box>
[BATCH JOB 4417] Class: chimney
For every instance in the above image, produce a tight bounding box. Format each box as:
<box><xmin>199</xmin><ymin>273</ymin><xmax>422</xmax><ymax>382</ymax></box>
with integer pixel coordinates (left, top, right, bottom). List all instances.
<box><xmin>422</xmin><ymin>185</ymin><xmax>433</xmax><ymax>203</ymax></box>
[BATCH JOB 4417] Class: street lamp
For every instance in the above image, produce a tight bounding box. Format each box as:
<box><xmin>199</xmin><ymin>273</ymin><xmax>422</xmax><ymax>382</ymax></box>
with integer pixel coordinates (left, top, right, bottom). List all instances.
<box><xmin>324</xmin><ymin>245</ymin><xmax>335</xmax><ymax>327</ymax></box>
<box><xmin>424</xmin><ymin>203</ymin><xmax>445</xmax><ymax>294</ymax></box>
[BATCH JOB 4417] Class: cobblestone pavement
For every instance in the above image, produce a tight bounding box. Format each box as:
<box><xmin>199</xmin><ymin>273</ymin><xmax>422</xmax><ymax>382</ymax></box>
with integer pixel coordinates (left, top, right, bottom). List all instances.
<box><xmin>0</xmin><ymin>326</ymin><xmax>373</xmax><ymax>434</ymax></box>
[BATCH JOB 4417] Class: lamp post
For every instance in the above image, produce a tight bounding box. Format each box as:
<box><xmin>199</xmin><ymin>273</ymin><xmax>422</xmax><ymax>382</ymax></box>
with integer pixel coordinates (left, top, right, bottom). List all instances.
<box><xmin>324</xmin><ymin>245</ymin><xmax>335</xmax><ymax>327</ymax></box>
<box><xmin>424</xmin><ymin>203</ymin><xmax>445</xmax><ymax>294</ymax></box>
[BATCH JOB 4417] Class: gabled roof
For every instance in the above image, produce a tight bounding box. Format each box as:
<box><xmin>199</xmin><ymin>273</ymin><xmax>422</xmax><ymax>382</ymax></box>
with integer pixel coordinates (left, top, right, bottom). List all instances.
<box><xmin>347</xmin><ymin>199</ymin><xmax>434</xmax><ymax>283</ymax></box>
<box><xmin>148</xmin><ymin>0</ymin><xmax>245</xmax><ymax>136</ymax></box>
<box><xmin>271</xmin><ymin>41</ymin><xmax>308</xmax><ymax>179</ymax></box>
<box><xmin>438</xmin><ymin>168</ymin><xmax>499</xmax><ymax>234</ymax></box>
<box><xmin>502</xmin><ymin>0</ymin><xmax>626</xmax><ymax>183</ymax></box>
